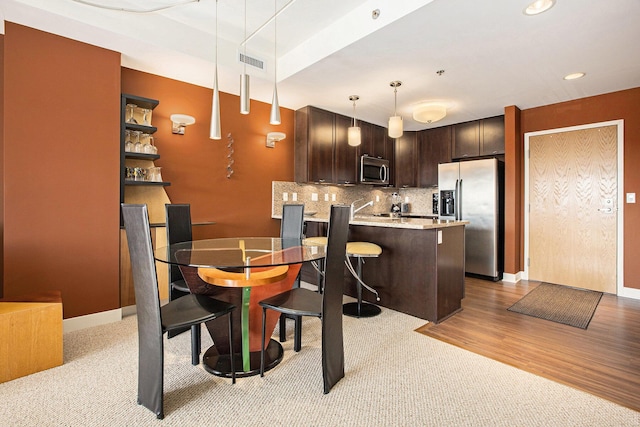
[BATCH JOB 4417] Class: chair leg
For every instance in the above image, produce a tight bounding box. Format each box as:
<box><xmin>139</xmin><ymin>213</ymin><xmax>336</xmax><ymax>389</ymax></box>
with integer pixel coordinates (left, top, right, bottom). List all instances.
<box><xmin>294</xmin><ymin>316</ymin><xmax>302</xmax><ymax>352</ymax></box>
<box><xmin>260</xmin><ymin>307</ymin><xmax>267</xmax><ymax>377</ymax></box>
<box><xmin>190</xmin><ymin>324</ymin><xmax>201</xmax><ymax>365</ymax></box>
<box><xmin>228</xmin><ymin>315</ymin><xmax>236</xmax><ymax>384</ymax></box>
<box><xmin>279</xmin><ymin>314</ymin><xmax>287</xmax><ymax>342</ymax></box>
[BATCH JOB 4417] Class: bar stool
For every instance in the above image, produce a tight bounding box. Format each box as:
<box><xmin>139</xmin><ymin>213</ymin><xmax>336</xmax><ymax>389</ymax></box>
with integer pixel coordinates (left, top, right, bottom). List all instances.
<box><xmin>303</xmin><ymin>236</ymin><xmax>328</xmax><ymax>293</ymax></box>
<box><xmin>343</xmin><ymin>241</ymin><xmax>382</xmax><ymax>318</ymax></box>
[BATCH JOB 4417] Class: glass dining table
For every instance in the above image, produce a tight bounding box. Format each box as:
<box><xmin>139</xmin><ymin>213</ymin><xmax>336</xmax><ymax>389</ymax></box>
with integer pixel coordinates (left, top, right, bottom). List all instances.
<box><xmin>155</xmin><ymin>237</ymin><xmax>326</xmax><ymax>378</ymax></box>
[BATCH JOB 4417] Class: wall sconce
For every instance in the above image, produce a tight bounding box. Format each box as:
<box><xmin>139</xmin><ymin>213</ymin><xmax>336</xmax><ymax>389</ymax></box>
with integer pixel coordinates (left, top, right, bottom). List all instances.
<box><xmin>170</xmin><ymin>114</ymin><xmax>196</xmax><ymax>135</ymax></box>
<box><xmin>266</xmin><ymin>132</ymin><xmax>286</xmax><ymax>148</ymax></box>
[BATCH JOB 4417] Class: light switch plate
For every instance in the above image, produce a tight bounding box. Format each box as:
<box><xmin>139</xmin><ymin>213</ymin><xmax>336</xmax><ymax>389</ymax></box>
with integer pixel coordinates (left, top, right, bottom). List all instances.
<box><xmin>282</xmin><ymin>193</ymin><xmax>288</xmax><ymax>201</ymax></box>
<box><xmin>324</xmin><ymin>194</ymin><xmax>329</xmax><ymax>201</ymax></box>
<box><xmin>627</xmin><ymin>193</ymin><xmax>636</xmax><ymax>203</ymax></box>
<box><xmin>311</xmin><ymin>193</ymin><xmax>318</xmax><ymax>201</ymax></box>
<box><xmin>292</xmin><ymin>193</ymin><xmax>297</xmax><ymax>201</ymax></box>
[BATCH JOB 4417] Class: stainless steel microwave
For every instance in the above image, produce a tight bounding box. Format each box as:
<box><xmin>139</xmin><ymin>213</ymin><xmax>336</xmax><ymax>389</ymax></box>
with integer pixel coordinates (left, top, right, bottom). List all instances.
<box><xmin>360</xmin><ymin>155</ymin><xmax>390</xmax><ymax>185</ymax></box>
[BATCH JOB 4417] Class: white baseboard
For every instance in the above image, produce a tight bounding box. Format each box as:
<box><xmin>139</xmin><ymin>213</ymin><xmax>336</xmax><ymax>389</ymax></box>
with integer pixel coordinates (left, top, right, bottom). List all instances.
<box><xmin>63</xmin><ymin>308</ymin><xmax>122</xmax><ymax>334</ymax></box>
<box><xmin>501</xmin><ymin>272</ymin><xmax>522</xmax><ymax>283</ymax></box>
<box><xmin>618</xmin><ymin>286</ymin><xmax>640</xmax><ymax>300</ymax></box>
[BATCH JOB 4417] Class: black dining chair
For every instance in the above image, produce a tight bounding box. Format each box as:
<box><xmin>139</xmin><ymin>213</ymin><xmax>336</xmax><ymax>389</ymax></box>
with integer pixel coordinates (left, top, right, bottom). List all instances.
<box><xmin>165</xmin><ymin>203</ymin><xmax>202</xmax><ymax>365</ymax></box>
<box><xmin>277</xmin><ymin>204</ymin><xmax>305</xmax><ymax>351</ymax></box>
<box><xmin>260</xmin><ymin>204</ymin><xmax>350</xmax><ymax>393</ymax></box>
<box><xmin>121</xmin><ymin>204</ymin><xmax>236</xmax><ymax>419</ymax></box>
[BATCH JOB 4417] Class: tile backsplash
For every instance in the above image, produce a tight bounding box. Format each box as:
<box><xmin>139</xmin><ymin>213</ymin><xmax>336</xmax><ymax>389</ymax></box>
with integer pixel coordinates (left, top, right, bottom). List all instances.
<box><xmin>272</xmin><ymin>181</ymin><xmax>438</xmax><ymax>218</ymax></box>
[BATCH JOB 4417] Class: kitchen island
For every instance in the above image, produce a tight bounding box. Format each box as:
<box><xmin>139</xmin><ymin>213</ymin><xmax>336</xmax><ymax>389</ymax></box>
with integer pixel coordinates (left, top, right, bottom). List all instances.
<box><xmin>275</xmin><ymin>213</ymin><xmax>467</xmax><ymax>323</ymax></box>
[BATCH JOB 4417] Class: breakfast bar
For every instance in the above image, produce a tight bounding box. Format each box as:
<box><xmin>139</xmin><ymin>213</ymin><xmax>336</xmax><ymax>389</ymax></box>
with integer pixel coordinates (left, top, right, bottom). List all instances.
<box><xmin>283</xmin><ymin>213</ymin><xmax>468</xmax><ymax>323</ymax></box>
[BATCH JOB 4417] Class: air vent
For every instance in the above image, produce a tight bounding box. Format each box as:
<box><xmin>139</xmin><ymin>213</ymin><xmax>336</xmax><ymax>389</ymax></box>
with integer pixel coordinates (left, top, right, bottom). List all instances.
<box><xmin>238</xmin><ymin>52</ymin><xmax>265</xmax><ymax>71</ymax></box>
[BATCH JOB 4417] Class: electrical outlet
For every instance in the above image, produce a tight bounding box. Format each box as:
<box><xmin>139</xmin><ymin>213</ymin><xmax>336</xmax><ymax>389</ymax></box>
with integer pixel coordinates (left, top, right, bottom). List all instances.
<box><xmin>376</xmin><ymin>195</ymin><xmax>380</xmax><ymax>202</ymax></box>
<box><xmin>282</xmin><ymin>192</ymin><xmax>288</xmax><ymax>201</ymax></box>
<box><xmin>332</xmin><ymin>193</ymin><xmax>336</xmax><ymax>201</ymax></box>
<box><xmin>324</xmin><ymin>194</ymin><xmax>329</xmax><ymax>201</ymax></box>
<box><xmin>311</xmin><ymin>193</ymin><xmax>318</xmax><ymax>201</ymax></box>
<box><xmin>292</xmin><ymin>193</ymin><xmax>298</xmax><ymax>201</ymax></box>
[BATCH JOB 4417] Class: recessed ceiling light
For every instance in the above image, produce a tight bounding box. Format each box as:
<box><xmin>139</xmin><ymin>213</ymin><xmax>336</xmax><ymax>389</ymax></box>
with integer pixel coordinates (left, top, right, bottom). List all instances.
<box><xmin>564</xmin><ymin>72</ymin><xmax>586</xmax><ymax>80</ymax></box>
<box><xmin>523</xmin><ymin>0</ymin><xmax>556</xmax><ymax>16</ymax></box>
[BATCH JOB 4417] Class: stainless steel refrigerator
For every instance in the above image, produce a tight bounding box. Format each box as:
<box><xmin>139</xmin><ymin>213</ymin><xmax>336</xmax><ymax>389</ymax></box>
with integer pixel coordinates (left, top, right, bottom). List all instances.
<box><xmin>438</xmin><ymin>158</ymin><xmax>503</xmax><ymax>280</ymax></box>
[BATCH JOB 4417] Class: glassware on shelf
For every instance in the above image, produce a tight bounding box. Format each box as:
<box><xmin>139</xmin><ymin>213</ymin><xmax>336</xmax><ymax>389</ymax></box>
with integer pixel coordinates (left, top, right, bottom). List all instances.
<box><xmin>141</xmin><ymin>108</ymin><xmax>152</xmax><ymax>126</ymax></box>
<box><xmin>124</xmin><ymin>130</ymin><xmax>134</xmax><ymax>152</ymax></box>
<box><xmin>132</xmin><ymin>131</ymin><xmax>143</xmax><ymax>153</ymax></box>
<box><xmin>134</xmin><ymin>167</ymin><xmax>147</xmax><ymax>181</ymax></box>
<box><xmin>143</xmin><ymin>136</ymin><xmax>157</xmax><ymax>154</ymax></box>
<box><xmin>126</xmin><ymin>103</ymin><xmax>138</xmax><ymax>124</ymax></box>
<box><xmin>148</xmin><ymin>166</ymin><xmax>163</xmax><ymax>182</ymax></box>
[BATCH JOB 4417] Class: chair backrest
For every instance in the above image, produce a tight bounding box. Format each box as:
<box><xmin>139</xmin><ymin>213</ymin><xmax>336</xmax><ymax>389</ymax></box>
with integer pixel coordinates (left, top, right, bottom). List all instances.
<box><xmin>320</xmin><ymin>204</ymin><xmax>350</xmax><ymax>393</ymax></box>
<box><xmin>280</xmin><ymin>204</ymin><xmax>305</xmax><ymax>242</ymax></box>
<box><xmin>121</xmin><ymin>203</ymin><xmax>165</xmax><ymax>416</ymax></box>
<box><xmin>165</xmin><ymin>204</ymin><xmax>193</xmax><ymax>284</ymax></box>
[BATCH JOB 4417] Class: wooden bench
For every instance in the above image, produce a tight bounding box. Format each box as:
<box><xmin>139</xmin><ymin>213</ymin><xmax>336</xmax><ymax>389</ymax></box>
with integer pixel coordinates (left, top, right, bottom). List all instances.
<box><xmin>0</xmin><ymin>291</ymin><xmax>63</xmax><ymax>383</ymax></box>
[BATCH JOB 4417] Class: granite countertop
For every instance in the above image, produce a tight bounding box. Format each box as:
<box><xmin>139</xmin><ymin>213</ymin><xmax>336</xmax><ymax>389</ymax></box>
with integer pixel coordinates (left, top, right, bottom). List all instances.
<box><xmin>273</xmin><ymin>214</ymin><xmax>468</xmax><ymax>230</ymax></box>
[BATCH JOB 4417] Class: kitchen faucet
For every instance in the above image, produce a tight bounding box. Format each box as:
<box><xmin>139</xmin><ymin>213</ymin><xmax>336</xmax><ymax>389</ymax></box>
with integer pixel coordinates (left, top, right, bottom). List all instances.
<box><xmin>350</xmin><ymin>198</ymin><xmax>374</xmax><ymax>220</ymax></box>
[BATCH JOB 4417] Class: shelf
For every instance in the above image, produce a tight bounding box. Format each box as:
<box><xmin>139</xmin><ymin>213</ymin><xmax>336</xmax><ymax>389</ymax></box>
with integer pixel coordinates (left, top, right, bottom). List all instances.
<box><xmin>123</xmin><ymin>94</ymin><xmax>159</xmax><ymax>111</ymax></box>
<box><xmin>124</xmin><ymin>122</ymin><xmax>157</xmax><ymax>134</ymax></box>
<box><xmin>124</xmin><ymin>152</ymin><xmax>160</xmax><ymax>160</ymax></box>
<box><xmin>124</xmin><ymin>180</ymin><xmax>171</xmax><ymax>187</ymax></box>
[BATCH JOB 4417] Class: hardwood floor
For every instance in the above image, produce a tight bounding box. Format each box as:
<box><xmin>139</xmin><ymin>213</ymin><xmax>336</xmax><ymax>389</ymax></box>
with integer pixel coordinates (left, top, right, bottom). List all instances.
<box><xmin>417</xmin><ymin>277</ymin><xmax>640</xmax><ymax>412</ymax></box>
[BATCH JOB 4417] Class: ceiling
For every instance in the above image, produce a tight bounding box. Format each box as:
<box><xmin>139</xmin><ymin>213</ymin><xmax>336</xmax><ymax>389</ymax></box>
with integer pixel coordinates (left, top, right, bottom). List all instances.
<box><xmin>3</xmin><ymin>0</ymin><xmax>640</xmax><ymax>130</ymax></box>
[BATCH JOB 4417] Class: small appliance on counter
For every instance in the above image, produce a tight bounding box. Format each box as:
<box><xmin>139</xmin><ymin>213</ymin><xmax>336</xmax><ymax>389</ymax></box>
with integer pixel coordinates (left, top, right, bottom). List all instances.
<box><xmin>432</xmin><ymin>193</ymin><xmax>439</xmax><ymax>215</ymax></box>
<box><xmin>391</xmin><ymin>192</ymin><xmax>402</xmax><ymax>217</ymax></box>
<box><xmin>401</xmin><ymin>202</ymin><xmax>410</xmax><ymax>214</ymax></box>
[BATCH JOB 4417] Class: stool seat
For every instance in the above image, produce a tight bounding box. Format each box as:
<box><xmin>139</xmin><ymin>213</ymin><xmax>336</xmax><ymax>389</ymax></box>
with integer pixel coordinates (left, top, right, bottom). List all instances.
<box><xmin>344</xmin><ymin>241</ymin><xmax>382</xmax><ymax>318</ymax></box>
<box><xmin>303</xmin><ymin>236</ymin><xmax>328</xmax><ymax>246</ymax></box>
<box><xmin>347</xmin><ymin>242</ymin><xmax>382</xmax><ymax>257</ymax></box>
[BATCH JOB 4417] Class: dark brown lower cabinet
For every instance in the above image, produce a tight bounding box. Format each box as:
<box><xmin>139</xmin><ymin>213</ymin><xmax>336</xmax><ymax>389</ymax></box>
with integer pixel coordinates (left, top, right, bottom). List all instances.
<box><xmin>303</xmin><ymin>221</ymin><xmax>466</xmax><ymax>323</ymax></box>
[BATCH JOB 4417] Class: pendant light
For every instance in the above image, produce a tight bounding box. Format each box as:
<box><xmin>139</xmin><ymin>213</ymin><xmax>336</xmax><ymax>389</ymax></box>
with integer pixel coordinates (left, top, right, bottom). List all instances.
<box><xmin>209</xmin><ymin>0</ymin><xmax>221</xmax><ymax>140</ymax></box>
<box><xmin>269</xmin><ymin>0</ymin><xmax>281</xmax><ymax>125</ymax></box>
<box><xmin>388</xmin><ymin>80</ymin><xmax>403</xmax><ymax>139</ymax></box>
<box><xmin>239</xmin><ymin>0</ymin><xmax>250</xmax><ymax>115</ymax></box>
<box><xmin>348</xmin><ymin>95</ymin><xmax>361</xmax><ymax>147</ymax></box>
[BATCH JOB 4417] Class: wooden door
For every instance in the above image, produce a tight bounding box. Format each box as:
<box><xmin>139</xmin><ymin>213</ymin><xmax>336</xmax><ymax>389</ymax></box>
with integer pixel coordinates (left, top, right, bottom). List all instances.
<box><xmin>528</xmin><ymin>125</ymin><xmax>618</xmax><ymax>293</ymax></box>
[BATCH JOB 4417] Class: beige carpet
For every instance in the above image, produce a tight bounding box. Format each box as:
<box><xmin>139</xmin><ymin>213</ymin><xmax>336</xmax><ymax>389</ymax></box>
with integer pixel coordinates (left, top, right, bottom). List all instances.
<box><xmin>1</xmin><ymin>297</ymin><xmax>638</xmax><ymax>426</ymax></box>
<box><xmin>508</xmin><ymin>283</ymin><xmax>603</xmax><ymax>329</ymax></box>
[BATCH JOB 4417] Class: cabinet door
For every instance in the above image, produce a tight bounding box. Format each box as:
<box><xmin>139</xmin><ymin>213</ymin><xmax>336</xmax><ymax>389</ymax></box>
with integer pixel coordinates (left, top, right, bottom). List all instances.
<box><xmin>480</xmin><ymin>115</ymin><xmax>505</xmax><ymax>156</ymax></box>
<box><xmin>371</xmin><ymin>124</ymin><xmax>388</xmax><ymax>159</ymax></box>
<box><xmin>334</xmin><ymin>113</ymin><xmax>358</xmax><ymax>184</ymax></box>
<box><xmin>308</xmin><ymin>107</ymin><xmax>335</xmax><ymax>183</ymax></box>
<box><xmin>418</xmin><ymin>126</ymin><xmax>452</xmax><ymax>187</ymax></box>
<box><xmin>452</xmin><ymin>120</ymin><xmax>479</xmax><ymax>159</ymax></box>
<box><xmin>394</xmin><ymin>132</ymin><xmax>417</xmax><ymax>187</ymax></box>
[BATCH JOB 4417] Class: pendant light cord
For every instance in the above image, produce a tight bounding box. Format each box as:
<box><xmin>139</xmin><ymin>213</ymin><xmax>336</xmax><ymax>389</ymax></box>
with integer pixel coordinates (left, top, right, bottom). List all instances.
<box><xmin>243</xmin><ymin>0</ymin><xmax>247</xmax><ymax>75</ymax></box>
<box><xmin>274</xmin><ymin>0</ymin><xmax>277</xmax><ymax>83</ymax></box>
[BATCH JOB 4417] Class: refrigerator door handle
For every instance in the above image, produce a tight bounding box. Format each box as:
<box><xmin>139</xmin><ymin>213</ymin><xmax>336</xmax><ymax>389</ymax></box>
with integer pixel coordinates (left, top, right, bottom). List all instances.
<box><xmin>456</xmin><ymin>179</ymin><xmax>463</xmax><ymax>220</ymax></box>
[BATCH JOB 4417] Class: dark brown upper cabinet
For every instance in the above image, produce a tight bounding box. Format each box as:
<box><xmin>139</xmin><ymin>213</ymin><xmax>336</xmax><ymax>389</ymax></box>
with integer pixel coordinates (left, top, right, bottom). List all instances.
<box><xmin>294</xmin><ymin>106</ymin><xmax>358</xmax><ymax>184</ymax></box>
<box><xmin>418</xmin><ymin>126</ymin><xmax>452</xmax><ymax>187</ymax></box>
<box><xmin>480</xmin><ymin>115</ymin><xmax>505</xmax><ymax>156</ymax></box>
<box><xmin>394</xmin><ymin>131</ymin><xmax>418</xmax><ymax>188</ymax></box>
<box><xmin>334</xmin><ymin>113</ymin><xmax>358</xmax><ymax>185</ymax></box>
<box><xmin>452</xmin><ymin>115</ymin><xmax>504</xmax><ymax>159</ymax></box>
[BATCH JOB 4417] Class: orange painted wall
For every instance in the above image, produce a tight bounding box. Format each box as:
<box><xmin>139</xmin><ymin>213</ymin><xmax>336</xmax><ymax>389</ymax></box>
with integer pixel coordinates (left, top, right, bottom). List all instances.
<box><xmin>121</xmin><ymin>69</ymin><xmax>294</xmax><ymax>240</ymax></box>
<box><xmin>2</xmin><ymin>23</ymin><xmax>122</xmax><ymax>317</ymax></box>
<box><xmin>516</xmin><ymin>87</ymin><xmax>640</xmax><ymax>288</ymax></box>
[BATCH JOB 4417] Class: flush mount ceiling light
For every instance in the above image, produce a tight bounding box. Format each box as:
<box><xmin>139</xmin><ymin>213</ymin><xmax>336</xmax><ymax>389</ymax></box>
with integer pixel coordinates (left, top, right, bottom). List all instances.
<box><xmin>523</xmin><ymin>0</ymin><xmax>556</xmax><ymax>15</ymax></box>
<box><xmin>170</xmin><ymin>114</ymin><xmax>196</xmax><ymax>134</ymax></box>
<box><xmin>388</xmin><ymin>81</ymin><xmax>403</xmax><ymax>139</ymax></box>
<box><xmin>266</xmin><ymin>132</ymin><xmax>286</xmax><ymax>148</ymax></box>
<box><xmin>348</xmin><ymin>95</ymin><xmax>362</xmax><ymax>147</ymax></box>
<box><xmin>564</xmin><ymin>72</ymin><xmax>586</xmax><ymax>80</ymax></box>
<box><xmin>413</xmin><ymin>103</ymin><xmax>447</xmax><ymax>124</ymax></box>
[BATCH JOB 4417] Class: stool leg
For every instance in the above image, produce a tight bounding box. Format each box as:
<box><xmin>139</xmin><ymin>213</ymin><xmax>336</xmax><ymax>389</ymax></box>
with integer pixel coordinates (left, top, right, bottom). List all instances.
<box><xmin>356</xmin><ymin>257</ymin><xmax>363</xmax><ymax>317</ymax></box>
<box><xmin>191</xmin><ymin>324</ymin><xmax>201</xmax><ymax>365</ymax></box>
<box><xmin>279</xmin><ymin>314</ymin><xmax>287</xmax><ymax>342</ymax></box>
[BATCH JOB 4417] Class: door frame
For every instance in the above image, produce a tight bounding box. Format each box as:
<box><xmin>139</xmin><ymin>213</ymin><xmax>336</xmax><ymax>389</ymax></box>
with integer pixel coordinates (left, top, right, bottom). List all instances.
<box><xmin>523</xmin><ymin>120</ymin><xmax>624</xmax><ymax>295</ymax></box>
